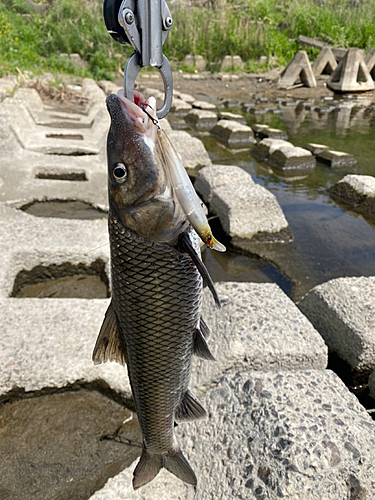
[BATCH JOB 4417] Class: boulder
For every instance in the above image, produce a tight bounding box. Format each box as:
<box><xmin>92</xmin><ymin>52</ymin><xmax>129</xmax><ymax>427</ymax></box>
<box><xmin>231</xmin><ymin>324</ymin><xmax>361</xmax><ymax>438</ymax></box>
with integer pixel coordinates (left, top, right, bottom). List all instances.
<box><xmin>299</xmin><ymin>276</ymin><xmax>375</xmax><ymax>372</ymax></box>
<box><xmin>191</xmin><ymin>282</ymin><xmax>328</xmax><ymax>395</ymax></box>
<box><xmin>328</xmin><ymin>174</ymin><xmax>375</xmax><ymax>216</ymax></box>
<box><xmin>184</xmin><ymin>109</ymin><xmax>218</xmax><ymax>131</ymax></box>
<box><xmin>195</xmin><ymin>164</ymin><xmax>291</xmax><ymax>246</ymax></box>
<box><xmin>210</xmin><ymin>120</ymin><xmax>255</xmax><ymax>148</ymax></box>
<box><xmin>317</xmin><ymin>149</ymin><xmax>357</xmax><ymax>169</ymax></box>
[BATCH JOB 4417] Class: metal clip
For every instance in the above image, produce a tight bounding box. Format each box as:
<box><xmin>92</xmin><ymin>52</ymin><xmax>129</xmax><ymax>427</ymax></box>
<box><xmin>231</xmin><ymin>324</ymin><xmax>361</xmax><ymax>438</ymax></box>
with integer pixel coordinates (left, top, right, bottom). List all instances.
<box><xmin>117</xmin><ymin>0</ymin><xmax>173</xmax><ymax>118</ymax></box>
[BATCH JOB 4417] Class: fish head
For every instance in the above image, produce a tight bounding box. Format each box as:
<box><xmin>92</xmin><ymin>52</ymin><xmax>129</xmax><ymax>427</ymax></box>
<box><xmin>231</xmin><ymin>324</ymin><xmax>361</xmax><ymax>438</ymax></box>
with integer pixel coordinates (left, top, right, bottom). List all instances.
<box><xmin>106</xmin><ymin>91</ymin><xmax>187</xmax><ymax>241</ymax></box>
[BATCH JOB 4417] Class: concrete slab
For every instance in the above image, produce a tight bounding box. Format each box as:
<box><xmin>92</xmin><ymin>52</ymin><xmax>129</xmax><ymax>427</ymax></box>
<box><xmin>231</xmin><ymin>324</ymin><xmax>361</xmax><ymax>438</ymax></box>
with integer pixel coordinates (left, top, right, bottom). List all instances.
<box><xmin>167</xmin><ymin>130</ymin><xmax>211</xmax><ymax>176</ymax></box>
<box><xmin>184</xmin><ymin>109</ymin><xmax>218</xmax><ymax>130</ymax></box>
<box><xmin>299</xmin><ymin>276</ymin><xmax>375</xmax><ymax>372</ymax></box>
<box><xmin>195</xmin><ymin>164</ymin><xmax>291</xmax><ymax>245</ymax></box>
<box><xmin>327</xmin><ymin>48</ymin><xmax>375</xmax><ymax>92</ymax></box>
<box><xmin>328</xmin><ymin>174</ymin><xmax>375</xmax><ymax>216</ymax></box>
<box><xmin>278</xmin><ymin>51</ymin><xmax>317</xmax><ymax>89</ymax></box>
<box><xmin>317</xmin><ymin>149</ymin><xmax>357</xmax><ymax>169</ymax></box>
<box><xmin>191</xmin><ymin>282</ymin><xmax>328</xmax><ymax>395</ymax></box>
<box><xmin>312</xmin><ymin>47</ymin><xmax>338</xmax><ymax>76</ymax></box>
<box><xmin>210</xmin><ymin>119</ymin><xmax>255</xmax><ymax>148</ymax></box>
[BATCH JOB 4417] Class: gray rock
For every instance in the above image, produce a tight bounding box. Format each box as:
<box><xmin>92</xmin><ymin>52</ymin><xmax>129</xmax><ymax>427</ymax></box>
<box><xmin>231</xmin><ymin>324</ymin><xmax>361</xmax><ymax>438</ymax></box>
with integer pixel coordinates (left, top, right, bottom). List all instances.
<box><xmin>195</xmin><ymin>164</ymin><xmax>291</xmax><ymax>245</ymax></box>
<box><xmin>178</xmin><ymin>370</ymin><xmax>375</xmax><ymax>500</ymax></box>
<box><xmin>317</xmin><ymin>149</ymin><xmax>357</xmax><ymax>169</ymax></box>
<box><xmin>269</xmin><ymin>145</ymin><xmax>316</xmax><ymax>173</ymax></box>
<box><xmin>184</xmin><ymin>109</ymin><xmax>218</xmax><ymax>130</ymax></box>
<box><xmin>191</xmin><ymin>282</ymin><xmax>328</xmax><ymax>395</ymax></box>
<box><xmin>210</xmin><ymin>120</ymin><xmax>255</xmax><ymax>148</ymax></box>
<box><xmin>0</xmin><ymin>298</ymin><xmax>132</xmax><ymax>398</ymax></box>
<box><xmin>299</xmin><ymin>276</ymin><xmax>375</xmax><ymax>372</ymax></box>
<box><xmin>328</xmin><ymin>174</ymin><xmax>375</xmax><ymax>216</ymax></box>
<box><xmin>167</xmin><ymin>130</ymin><xmax>211</xmax><ymax>176</ymax></box>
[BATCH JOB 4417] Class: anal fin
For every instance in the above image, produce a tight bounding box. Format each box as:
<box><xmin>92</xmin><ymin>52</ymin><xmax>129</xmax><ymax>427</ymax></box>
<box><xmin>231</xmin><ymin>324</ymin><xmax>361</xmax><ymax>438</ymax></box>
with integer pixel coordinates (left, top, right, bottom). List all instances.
<box><xmin>193</xmin><ymin>327</ymin><xmax>216</xmax><ymax>361</ymax></box>
<box><xmin>92</xmin><ymin>301</ymin><xmax>127</xmax><ymax>366</ymax></box>
<box><xmin>200</xmin><ymin>316</ymin><xmax>210</xmax><ymax>340</ymax></box>
<box><xmin>175</xmin><ymin>389</ymin><xmax>207</xmax><ymax>422</ymax></box>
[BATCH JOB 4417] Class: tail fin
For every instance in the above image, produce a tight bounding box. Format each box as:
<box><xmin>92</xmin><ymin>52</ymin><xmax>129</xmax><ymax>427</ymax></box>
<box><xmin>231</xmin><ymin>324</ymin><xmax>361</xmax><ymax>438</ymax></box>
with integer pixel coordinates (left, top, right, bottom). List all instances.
<box><xmin>164</xmin><ymin>448</ymin><xmax>197</xmax><ymax>486</ymax></box>
<box><xmin>132</xmin><ymin>447</ymin><xmax>197</xmax><ymax>490</ymax></box>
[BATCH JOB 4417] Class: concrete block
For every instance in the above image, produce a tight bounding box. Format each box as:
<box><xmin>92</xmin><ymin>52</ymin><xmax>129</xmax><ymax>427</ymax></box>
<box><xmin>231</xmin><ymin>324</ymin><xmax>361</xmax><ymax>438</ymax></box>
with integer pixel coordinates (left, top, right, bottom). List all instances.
<box><xmin>317</xmin><ymin>149</ymin><xmax>357</xmax><ymax>169</ymax></box>
<box><xmin>0</xmin><ymin>298</ymin><xmax>131</xmax><ymax>398</ymax></box>
<box><xmin>297</xmin><ymin>35</ymin><xmax>330</xmax><ymax>50</ymax></box>
<box><xmin>278</xmin><ymin>51</ymin><xmax>317</xmax><ymax>89</ymax></box>
<box><xmin>184</xmin><ymin>109</ymin><xmax>218</xmax><ymax>131</ymax></box>
<box><xmin>251</xmin><ymin>124</ymin><xmax>288</xmax><ymax>140</ymax></box>
<box><xmin>313</xmin><ymin>47</ymin><xmax>338</xmax><ymax>76</ymax></box>
<box><xmin>171</xmin><ymin>98</ymin><xmax>192</xmax><ymax>115</ymax></box>
<box><xmin>221</xmin><ymin>55</ymin><xmax>244</xmax><ymax>70</ymax></box>
<box><xmin>218</xmin><ymin>111</ymin><xmax>246</xmax><ymax>125</ymax></box>
<box><xmin>191</xmin><ymin>282</ymin><xmax>328</xmax><ymax>394</ymax></box>
<box><xmin>191</xmin><ymin>100</ymin><xmax>216</xmax><ymax>110</ymax></box>
<box><xmin>365</xmin><ymin>47</ymin><xmax>375</xmax><ymax>79</ymax></box>
<box><xmin>195</xmin><ymin>164</ymin><xmax>291</xmax><ymax>245</ymax></box>
<box><xmin>167</xmin><ymin>130</ymin><xmax>211</xmax><ymax>176</ymax></box>
<box><xmin>269</xmin><ymin>145</ymin><xmax>316</xmax><ymax>173</ymax></box>
<box><xmin>299</xmin><ymin>276</ymin><xmax>375</xmax><ymax>372</ymax></box>
<box><xmin>182</xmin><ymin>54</ymin><xmax>194</xmax><ymax>67</ymax></box>
<box><xmin>194</xmin><ymin>55</ymin><xmax>207</xmax><ymax>71</ymax></box>
<box><xmin>174</xmin><ymin>91</ymin><xmax>195</xmax><ymax>103</ymax></box>
<box><xmin>332</xmin><ymin>47</ymin><xmax>349</xmax><ymax>62</ymax></box>
<box><xmin>327</xmin><ymin>48</ymin><xmax>374</xmax><ymax>92</ymax></box>
<box><xmin>177</xmin><ymin>370</ymin><xmax>375</xmax><ymax>500</ymax></box>
<box><xmin>250</xmin><ymin>139</ymin><xmax>292</xmax><ymax>162</ymax></box>
<box><xmin>210</xmin><ymin>119</ymin><xmax>255</xmax><ymax>148</ymax></box>
<box><xmin>303</xmin><ymin>142</ymin><xmax>332</xmax><ymax>155</ymax></box>
<box><xmin>328</xmin><ymin>174</ymin><xmax>375</xmax><ymax>216</ymax></box>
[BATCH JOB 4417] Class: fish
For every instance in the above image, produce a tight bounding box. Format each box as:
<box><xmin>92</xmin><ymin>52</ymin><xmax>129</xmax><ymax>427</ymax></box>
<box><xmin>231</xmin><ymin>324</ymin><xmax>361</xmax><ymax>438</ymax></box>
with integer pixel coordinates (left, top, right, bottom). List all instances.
<box><xmin>92</xmin><ymin>90</ymin><xmax>224</xmax><ymax>490</ymax></box>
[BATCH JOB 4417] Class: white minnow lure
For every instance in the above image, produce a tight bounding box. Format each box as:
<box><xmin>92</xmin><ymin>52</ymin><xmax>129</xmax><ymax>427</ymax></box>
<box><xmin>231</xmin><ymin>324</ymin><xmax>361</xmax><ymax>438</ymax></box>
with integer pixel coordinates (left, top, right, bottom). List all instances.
<box><xmin>157</xmin><ymin>127</ymin><xmax>226</xmax><ymax>252</ymax></box>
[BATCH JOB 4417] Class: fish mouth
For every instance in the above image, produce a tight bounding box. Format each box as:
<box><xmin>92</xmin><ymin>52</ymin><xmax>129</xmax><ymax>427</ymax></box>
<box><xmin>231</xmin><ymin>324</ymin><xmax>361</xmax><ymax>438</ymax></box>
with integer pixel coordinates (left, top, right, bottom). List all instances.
<box><xmin>117</xmin><ymin>90</ymin><xmax>158</xmax><ymax>138</ymax></box>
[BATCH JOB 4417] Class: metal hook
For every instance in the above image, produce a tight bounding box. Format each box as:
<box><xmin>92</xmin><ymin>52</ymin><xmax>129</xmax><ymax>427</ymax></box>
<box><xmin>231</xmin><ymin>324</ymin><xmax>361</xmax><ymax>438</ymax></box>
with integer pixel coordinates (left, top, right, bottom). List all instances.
<box><xmin>123</xmin><ymin>52</ymin><xmax>173</xmax><ymax>119</ymax></box>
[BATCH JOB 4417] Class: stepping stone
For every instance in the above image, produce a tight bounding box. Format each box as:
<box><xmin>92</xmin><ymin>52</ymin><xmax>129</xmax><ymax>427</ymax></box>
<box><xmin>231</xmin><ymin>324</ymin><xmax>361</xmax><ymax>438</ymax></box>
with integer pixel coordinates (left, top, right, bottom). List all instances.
<box><xmin>184</xmin><ymin>109</ymin><xmax>218</xmax><ymax>131</ymax></box>
<box><xmin>250</xmin><ymin>138</ymin><xmax>293</xmax><ymax>162</ymax></box>
<box><xmin>251</xmin><ymin>124</ymin><xmax>288</xmax><ymax>140</ymax></box>
<box><xmin>171</xmin><ymin>98</ymin><xmax>192</xmax><ymax>115</ymax></box>
<box><xmin>277</xmin><ymin>51</ymin><xmax>317</xmax><ymax>89</ymax></box>
<box><xmin>316</xmin><ymin>149</ymin><xmax>357</xmax><ymax>169</ymax></box>
<box><xmin>327</xmin><ymin>48</ymin><xmax>374</xmax><ymax>92</ymax></box>
<box><xmin>328</xmin><ymin>174</ymin><xmax>375</xmax><ymax>215</ymax></box>
<box><xmin>268</xmin><ymin>145</ymin><xmax>316</xmax><ymax>173</ymax></box>
<box><xmin>191</xmin><ymin>282</ymin><xmax>327</xmax><ymax>393</ymax></box>
<box><xmin>313</xmin><ymin>47</ymin><xmax>338</xmax><ymax>76</ymax></box>
<box><xmin>191</xmin><ymin>100</ymin><xmax>216</xmax><ymax>110</ymax></box>
<box><xmin>299</xmin><ymin>276</ymin><xmax>375</xmax><ymax>372</ymax></box>
<box><xmin>195</xmin><ymin>164</ymin><xmax>291</xmax><ymax>246</ymax></box>
<box><xmin>173</xmin><ymin>91</ymin><xmax>195</xmax><ymax>103</ymax></box>
<box><xmin>241</xmin><ymin>102</ymin><xmax>255</xmax><ymax>113</ymax></box>
<box><xmin>210</xmin><ymin>120</ymin><xmax>255</xmax><ymax>148</ymax></box>
<box><xmin>218</xmin><ymin>111</ymin><xmax>247</xmax><ymax>125</ymax></box>
<box><xmin>167</xmin><ymin>130</ymin><xmax>211</xmax><ymax>176</ymax></box>
<box><xmin>303</xmin><ymin>142</ymin><xmax>331</xmax><ymax>155</ymax></box>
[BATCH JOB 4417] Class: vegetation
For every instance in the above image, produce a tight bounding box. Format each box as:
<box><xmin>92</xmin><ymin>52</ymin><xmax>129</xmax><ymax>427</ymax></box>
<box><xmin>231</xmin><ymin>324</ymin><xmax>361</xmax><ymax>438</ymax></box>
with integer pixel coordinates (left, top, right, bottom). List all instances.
<box><xmin>1</xmin><ymin>0</ymin><xmax>375</xmax><ymax>79</ymax></box>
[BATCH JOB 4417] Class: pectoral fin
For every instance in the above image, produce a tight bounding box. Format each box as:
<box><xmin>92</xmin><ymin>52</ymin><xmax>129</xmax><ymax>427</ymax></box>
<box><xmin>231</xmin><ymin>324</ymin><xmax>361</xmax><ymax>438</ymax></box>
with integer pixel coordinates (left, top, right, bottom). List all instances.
<box><xmin>92</xmin><ymin>302</ymin><xmax>127</xmax><ymax>366</ymax></box>
<box><xmin>175</xmin><ymin>389</ymin><xmax>207</xmax><ymax>422</ymax></box>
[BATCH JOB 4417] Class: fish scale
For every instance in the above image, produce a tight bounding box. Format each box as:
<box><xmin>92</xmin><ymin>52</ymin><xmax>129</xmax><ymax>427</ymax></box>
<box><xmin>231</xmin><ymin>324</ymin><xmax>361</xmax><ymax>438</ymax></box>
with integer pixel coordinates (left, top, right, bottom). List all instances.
<box><xmin>109</xmin><ymin>212</ymin><xmax>202</xmax><ymax>453</ymax></box>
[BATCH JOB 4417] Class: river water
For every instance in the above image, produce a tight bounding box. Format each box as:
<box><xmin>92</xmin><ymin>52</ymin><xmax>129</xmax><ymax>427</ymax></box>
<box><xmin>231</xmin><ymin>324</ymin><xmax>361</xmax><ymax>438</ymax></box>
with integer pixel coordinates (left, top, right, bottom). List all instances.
<box><xmin>184</xmin><ymin>93</ymin><xmax>375</xmax><ymax>302</ymax></box>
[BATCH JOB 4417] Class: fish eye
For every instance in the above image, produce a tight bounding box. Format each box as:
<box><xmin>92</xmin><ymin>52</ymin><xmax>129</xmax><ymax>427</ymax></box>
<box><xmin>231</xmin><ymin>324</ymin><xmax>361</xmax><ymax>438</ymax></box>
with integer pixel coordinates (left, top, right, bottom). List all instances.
<box><xmin>113</xmin><ymin>163</ymin><xmax>127</xmax><ymax>183</ymax></box>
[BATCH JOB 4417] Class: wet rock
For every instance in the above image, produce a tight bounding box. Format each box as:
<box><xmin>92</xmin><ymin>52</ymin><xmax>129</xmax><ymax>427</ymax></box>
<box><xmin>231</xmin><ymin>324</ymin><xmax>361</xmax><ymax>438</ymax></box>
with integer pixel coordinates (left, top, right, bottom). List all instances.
<box><xmin>185</xmin><ymin>109</ymin><xmax>218</xmax><ymax>131</ymax></box>
<box><xmin>192</xmin><ymin>100</ymin><xmax>216</xmax><ymax>110</ymax></box>
<box><xmin>218</xmin><ymin>111</ymin><xmax>247</xmax><ymax>124</ymax></box>
<box><xmin>269</xmin><ymin>145</ymin><xmax>316</xmax><ymax>173</ymax></box>
<box><xmin>250</xmin><ymin>138</ymin><xmax>292</xmax><ymax>162</ymax></box>
<box><xmin>191</xmin><ymin>282</ymin><xmax>328</xmax><ymax>395</ymax></box>
<box><xmin>317</xmin><ymin>149</ymin><xmax>357</xmax><ymax>169</ymax></box>
<box><xmin>0</xmin><ymin>390</ymin><xmax>141</xmax><ymax>500</ymax></box>
<box><xmin>167</xmin><ymin>130</ymin><xmax>211</xmax><ymax>175</ymax></box>
<box><xmin>210</xmin><ymin>120</ymin><xmax>255</xmax><ymax>148</ymax></box>
<box><xmin>328</xmin><ymin>174</ymin><xmax>375</xmax><ymax>216</ymax></box>
<box><xmin>195</xmin><ymin>164</ymin><xmax>291</xmax><ymax>245</ymax></box>
<box><xmin>304</xmin><ymin>142</ymin><xmax>331</xmax><ymax>155</ymax></box>
<box><xmin>299</xmin><ymin>276</ymin><xmax>375</xmax><ymax>372</ymax></box>
<box><xmin>177</xmin><ymin>370</ymin><xmax>375</xmax><ymax>500</ymax></box>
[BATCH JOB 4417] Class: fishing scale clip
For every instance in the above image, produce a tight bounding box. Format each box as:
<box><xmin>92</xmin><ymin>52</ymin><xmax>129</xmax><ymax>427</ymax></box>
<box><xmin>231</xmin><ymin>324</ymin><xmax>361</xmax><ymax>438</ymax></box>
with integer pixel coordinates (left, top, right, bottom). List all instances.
<box><xmin>103</xmin><ymin>0</ymin><xmax>173</xmax><ymax>119</ymax></box>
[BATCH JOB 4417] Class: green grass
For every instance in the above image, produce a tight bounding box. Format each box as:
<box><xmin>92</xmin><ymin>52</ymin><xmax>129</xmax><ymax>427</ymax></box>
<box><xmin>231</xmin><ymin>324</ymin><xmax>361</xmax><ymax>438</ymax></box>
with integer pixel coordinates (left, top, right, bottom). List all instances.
<box><xmin>1</xmin><ymin>0</ymin><xmax>375</xmax><ymax>79</ymax></box>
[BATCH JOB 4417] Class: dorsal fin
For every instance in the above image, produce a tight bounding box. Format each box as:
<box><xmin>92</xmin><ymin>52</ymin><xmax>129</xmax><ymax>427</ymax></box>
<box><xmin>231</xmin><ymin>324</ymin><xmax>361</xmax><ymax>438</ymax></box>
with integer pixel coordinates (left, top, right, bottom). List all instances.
<box><xmin>179</xmin><ymin>232</ymin><xmax>221</xmax><ymax>308</ymax></box>
<box><xmin>92</xmin><ymin>301</ymin><xmax>127</xmax><ymax>366</ymax></box>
